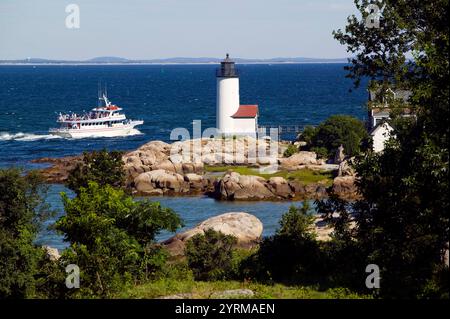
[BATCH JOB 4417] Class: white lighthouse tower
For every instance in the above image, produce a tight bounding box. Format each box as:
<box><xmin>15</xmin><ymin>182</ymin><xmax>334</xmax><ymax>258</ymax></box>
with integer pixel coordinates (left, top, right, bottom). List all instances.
<box><xmin>216</xmin><ymin>54</ymin><xmax>258</xmax><ymax>136</ymax></box>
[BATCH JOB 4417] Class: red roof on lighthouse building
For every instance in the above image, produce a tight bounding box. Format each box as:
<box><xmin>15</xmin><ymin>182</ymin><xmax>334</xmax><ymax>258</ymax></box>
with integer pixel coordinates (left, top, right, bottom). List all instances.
<box><xmin>231</xmin><ymin>105</ymin><xmax>258</xmax><ymax>118</ymax></box>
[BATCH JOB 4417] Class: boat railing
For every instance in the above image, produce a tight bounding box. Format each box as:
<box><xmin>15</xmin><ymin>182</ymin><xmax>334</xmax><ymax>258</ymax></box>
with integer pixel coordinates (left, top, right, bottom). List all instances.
<box><xmin>58</xmin><ymin>111</ymin><xmax>125</xmax><ymax>122</ymax></box>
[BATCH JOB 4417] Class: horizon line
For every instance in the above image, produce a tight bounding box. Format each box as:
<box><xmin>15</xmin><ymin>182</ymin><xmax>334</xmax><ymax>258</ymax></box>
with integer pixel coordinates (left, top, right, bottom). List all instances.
<box><xmin>0</xmin><ymin>55</ymin><xmax>351</xmax><ymax>63</ymax></box>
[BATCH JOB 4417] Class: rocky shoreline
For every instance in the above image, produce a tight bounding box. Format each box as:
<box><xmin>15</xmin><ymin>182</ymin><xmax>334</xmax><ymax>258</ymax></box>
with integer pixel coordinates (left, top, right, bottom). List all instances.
<box><xmin>32</xmin><ymin>137</ymin><xmax>360</xmax><ymax>201</ymax></box>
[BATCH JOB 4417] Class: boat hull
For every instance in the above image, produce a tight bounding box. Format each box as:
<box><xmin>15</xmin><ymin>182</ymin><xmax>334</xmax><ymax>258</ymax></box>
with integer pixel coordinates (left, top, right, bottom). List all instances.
<box><xmin>49</xmin><ymin>122</ymin><xmax>143</xmax><ymax>138</ymax></box>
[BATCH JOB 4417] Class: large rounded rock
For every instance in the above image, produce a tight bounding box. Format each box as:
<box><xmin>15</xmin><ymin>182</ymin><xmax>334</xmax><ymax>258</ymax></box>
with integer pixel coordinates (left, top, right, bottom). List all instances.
<box><xmin>123</xmin><ymin>141</ymin><xmax>172</xmax><ymax>183</ymax></box>
<box><xmin>124</xmin><ymin>140</ymin><xmax>170</xmax><ymax>163</ymax></box>
<box><xmin>332</xmin><ymin>176</ymin><xmax>359</xmax><ymax>199</ymax></box>
<box><xmin>214</xmin><ymin>172</ymin><xmax>275</xmax><ymax>200</ymax></box>
<box><xmin>287</xmin><ymin>181</ymin><xmax>328</xmax><ymax>199</ymax></box>
<box><xmin>279</xmin><ymin>151</ymin><xmax>320</xmax><ymax>170</ymax></box>
<box><xmin>163</xmin><ymin>212</ymin><xmax>263</xmax><ymax>257</ymax></box>
<box><xmin>267</xmin><ymin>177</ymin><xmax>294</xmax><ymax>199</ymax></box>
<box><xmin>154</xmin><ymin>159</ymin><xmax>181</xmax><ymax>173</ymax></box>
<box><xmin>134</xmin><ymin>169</ymin><xmax>189</xmax><ymax>195</ymax></box>
<box><xmin>184</xmin><ymin>173</ymin><xmax>205</xmax><ymax>191</ymax></box>
<box><xmin>181</xmin><ymin>162</ymin><xmax>204</xmax><ymax>174</ymax></box>
<box><xmin>138</xmin><ymin>140</ymin><xmax>171</xmax><ymax>154</ymax></box>
<box><xmin>42</xmin><ymin>245</ymin><xmax>60</xmax><ymax>261</ymax></box>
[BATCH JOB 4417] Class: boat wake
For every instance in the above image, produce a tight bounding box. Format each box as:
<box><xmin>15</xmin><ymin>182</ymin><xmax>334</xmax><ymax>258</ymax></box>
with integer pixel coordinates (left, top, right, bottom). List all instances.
<box><xmin>0</xmin><ymin>132</ymin><xmax>63</xmax><ymax>142</ymax></box>
<box><xmin>0</xmin><ymin>129</ymin><xmax>144</xmax><ymax>141</ymax></box>
<box><xmin>127</xmin><ymin>128</ymin><xmax>144</xmax><ymax>136</ymax></box>
<box><xmin>68</xmin><ymin>128</ymin><xmax>144</xmax><ymax>139</ymax></box>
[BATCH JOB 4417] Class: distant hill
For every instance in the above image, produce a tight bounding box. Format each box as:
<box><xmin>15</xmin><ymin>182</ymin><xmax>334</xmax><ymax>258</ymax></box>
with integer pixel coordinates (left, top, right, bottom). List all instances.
<box><xmin>87</xmin><ymin>56</ymin><xmax>131</xmax><ymax>63</ymax></box>
<box><xmin>0</xmin><ymin>56</ymin><xmax>349</xmax><ymax>65</ymax></box>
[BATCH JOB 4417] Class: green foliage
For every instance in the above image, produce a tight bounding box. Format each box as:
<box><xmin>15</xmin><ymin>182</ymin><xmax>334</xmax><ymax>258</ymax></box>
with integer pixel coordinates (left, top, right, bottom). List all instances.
<box><xmin>300</xmin><ymin>115</ymin><xmax>368</xmax><ymax>159</ymax></box>
<box><xmin>327</xmin><ymin>0</ymin><xmax>450</xmax><ymax>298</ymax></box>
<box><xmin>0</xmin><ymin>168</ymin><xmax>50</xmax><ymax>298</ymax></box>
<box><xmin>299</xmin><ymin>125</ymin><xmax>316</xmax><ymax>145</ymax></box>
<box><xmin>310</xmin><ymin>146</ymin><xmax>329</xmax><ymax>160</ymax></box>
<box><xmin>283</xmin><ymin>144</ymin><xmax>299</xmax><ymax>158</ymax></box>
<box><xmin>34</xmin><ymin>251</ymin><xmax>68</xmax><ymax>299</ymax></box>
<box><xmin>118</xmin><ymin>278</ymin><xmax>371</xmax><ymax>299</ymax></box>
<box><xmin>67</xmin><ymin>149</ymin><xmax>126</xmax><ymax>195</ymax></box>
<box><xmin>253</xmin><ymin>203</ymin><xmax>323</xmax><ymax>283</ymax></box>
<box><xmin>55</xmin><ymin>182</ymin><xmax>183</xmax><ymax>297</ymax></box>
<box><xmin>205</xmin><ymin>165</ymin><xmax>333</xmax><ymax>185</ymax></box>
<box><xmin>185</xmin><ymin>229</ymin><xmax>237</xmax><ymax>281</ymax></box>
<box><xmin>157</xmin><ymin>261</ymin><xmax>195</xmax><ymax>282</ymax></box>
<box><xmin>315</xmin><ymin>194</ymin><xmax>367</xmax><ymax>288</ymax></box>
<box><xmin>333</xmin><ymin>0</ymin><xmax>413</xmax><ymax>88</ymax></box>
<box><xmin>276</xmin><ymin>203</ymin><xmax>317</xmax><ymax>240</ymax></box>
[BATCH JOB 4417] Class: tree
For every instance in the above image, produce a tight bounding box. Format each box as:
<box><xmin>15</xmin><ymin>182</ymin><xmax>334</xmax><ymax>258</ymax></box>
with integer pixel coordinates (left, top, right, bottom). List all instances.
<box><xmin>299</xmin><ymin>115</ymin><xmax>368</xmax><ymax>158</ymax></box>
<box><xmin>315</xmin><ymin>194</ymin><xmax>366</xmax><ymax>289</ymax></box>
<box><xmin>67</xmin><ymin>149</ymin><xmax>126</xmax><ymax>194</ymax></box>
<box><xmin>256</xmin><ymin>203</ymin><xmax>322</xmax><ymax>283</ymax></box>
<box><xmin>277</xmin><ymin>203</ymin><xmax>317</xmax><ymax>240</ymax></box>
<box><xmin>283</xmin><ymin>144</ymin><xmax>299</xmax><ymax>158</ymax></box>
<box><xmin>185</xmin><ymin>229</ymin><xmax>237</xmax><ymax>281</ymax></box>
<box><xmin>0</xmin><ymin>168</ymin><xmax>49</xmax><ymax>298</ymax></box>
<box><xmin>333</xmin><ymin>0</ymin><xmax>414</xmax><ymax>89</ymax></box>
<box><xmin>299</xmin><ymin>125</ymin><xmax>317</xmax><ymax>146</ymax></box>
<box><xmin>321</xmin><ymin>0</ymin><xmax>449</xmax><ymax>298</ymax></box>
<box><xmin>55</xmin><ymin>182</ymin><xmax>183</xmax><ymax>297</ymax></box>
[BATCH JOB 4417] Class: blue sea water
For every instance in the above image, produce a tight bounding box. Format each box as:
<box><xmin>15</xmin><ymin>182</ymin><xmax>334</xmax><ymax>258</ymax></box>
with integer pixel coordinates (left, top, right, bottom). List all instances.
<box><xmin>36</xmin><ymin>184</ymin><xmax>310</xmax><ymax>250</ymax></box>
<box><xmin>0</xmin><ymin>64</ymin><xmax>368</xmax><ymax>249</ymax></box>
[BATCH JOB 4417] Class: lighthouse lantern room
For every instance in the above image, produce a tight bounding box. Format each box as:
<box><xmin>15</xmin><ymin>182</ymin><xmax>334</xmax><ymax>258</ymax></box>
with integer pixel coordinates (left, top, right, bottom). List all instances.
<box><xmin>216</xmin><ymin>54</ymin><xmax>258</xmax><ymax>136</ymax></box>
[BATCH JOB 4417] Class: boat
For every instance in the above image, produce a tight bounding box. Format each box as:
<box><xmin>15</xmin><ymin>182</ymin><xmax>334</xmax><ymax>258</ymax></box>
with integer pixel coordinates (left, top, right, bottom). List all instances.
<box><xmin>49</xmin><ymin>91</ymin><xmax>143</xmax><ymax>138</ymax></box>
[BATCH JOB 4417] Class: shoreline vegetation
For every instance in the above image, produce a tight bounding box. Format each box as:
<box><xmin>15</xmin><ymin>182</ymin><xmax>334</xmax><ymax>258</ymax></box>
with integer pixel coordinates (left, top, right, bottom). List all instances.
<box><xmin>118</xmin><ymin>279</ymin><xmax>371</xmax><ymax>299</ymax></box>
<box><xmin>204</xmin><ymin>165</ymin><xmax>334</xmax><ymax>186</ymax></box>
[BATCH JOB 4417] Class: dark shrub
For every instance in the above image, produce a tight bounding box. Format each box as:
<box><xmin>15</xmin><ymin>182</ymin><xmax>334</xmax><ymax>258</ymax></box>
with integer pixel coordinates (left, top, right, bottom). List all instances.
<box><xmin>283</xmin><ymin>144</ymin><xmax>299</xmax><ymax>158</ymax></box>
<box><xmin>0</xmin><ymin>169</ymin><xmax>50</xmax><ymax>298</ymax></box>
<box><xmin>299</xmin><ymin>115</ymin><xmax>368</xmax><ymax>159</ymax></box>
<box><xmin>185</xmin><ymin>229</ymin><xmax>237</xmax><ymax>281</ymax></box>
<box><xmin>67</xmin><ymin>149</ymin><xmax>125</xmax><ymax>194</ymax></box>
<box><xmin>256</xmin><ymin>203</ymin><xmax>323</xmax><ymax>283</ymax></box>
<box><xmin>56</xmin><ymin>182</ymin><xmax>183</xmax><ymax>297</ymax></box>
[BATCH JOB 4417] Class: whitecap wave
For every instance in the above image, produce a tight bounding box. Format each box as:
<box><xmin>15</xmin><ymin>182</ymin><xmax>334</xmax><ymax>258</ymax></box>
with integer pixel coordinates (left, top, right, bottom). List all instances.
<box><xmin>1</xmin><ymin>129</ymin><xmax>144</xmax><ymax>141</ymax></box>
<box><xmin>127</xmin><ymin>128</ymin><xmax>144</xmax><ymax>136</ymax></box>
<box><xmin>0</xmin><ymin>132</ymin><xmax>63</xmax><ymax>141</ymax></box>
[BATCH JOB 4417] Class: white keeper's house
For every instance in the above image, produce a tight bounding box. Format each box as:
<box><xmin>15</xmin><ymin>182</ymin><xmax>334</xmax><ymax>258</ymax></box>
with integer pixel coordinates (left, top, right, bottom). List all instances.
<box><xmin>215</xmin><ymin>54</ymin><xmax>258</xmax><ymax>136</ymax></box>
<box><xmin>367</xmin><ymin>87</ymin><xmax>412</xmax><ymax>152</ymax></box>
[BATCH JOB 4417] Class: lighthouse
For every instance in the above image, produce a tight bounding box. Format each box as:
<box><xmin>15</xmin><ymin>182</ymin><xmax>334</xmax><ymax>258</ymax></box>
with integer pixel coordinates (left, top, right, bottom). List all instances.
<box><xmin>216</xmin><ymin>54</ymin><xmax>258</xmax><ymax>136</ymax></box>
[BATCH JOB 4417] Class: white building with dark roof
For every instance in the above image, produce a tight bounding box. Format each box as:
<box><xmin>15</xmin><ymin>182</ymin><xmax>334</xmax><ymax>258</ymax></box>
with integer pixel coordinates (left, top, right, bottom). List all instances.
<box><xmin>371</xmin><ymin>122</ymin><xmax>394</xmax><ymax>153</ymax></box>
<box><xmin>216</xmin><ymin>54</ymin><xmax>258</xmax><ymax>136</ymax></box>
<box><xmin>367</xmin><ymin>87</ymin><xmax>412</xmax><ymax>152</ymax></box>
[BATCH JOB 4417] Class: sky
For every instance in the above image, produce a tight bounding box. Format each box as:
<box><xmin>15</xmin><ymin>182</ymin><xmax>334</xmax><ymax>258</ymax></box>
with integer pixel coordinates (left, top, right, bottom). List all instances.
<box><xmin>0</xmin><ymin>0</ymin><xmax>360</xmax><ymax>60</ymax></box>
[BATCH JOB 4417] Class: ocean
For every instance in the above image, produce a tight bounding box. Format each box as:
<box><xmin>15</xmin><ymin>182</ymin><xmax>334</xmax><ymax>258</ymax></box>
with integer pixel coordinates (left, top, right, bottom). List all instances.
<box><xmin>0</xmin><ymin>64</ymin><xmax>368</xmax><ymax>249</ymax></box>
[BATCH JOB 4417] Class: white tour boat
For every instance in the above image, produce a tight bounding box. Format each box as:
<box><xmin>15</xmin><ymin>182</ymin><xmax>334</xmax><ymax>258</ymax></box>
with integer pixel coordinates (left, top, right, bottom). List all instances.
<box><xmin>49</xmin><ymin>92</ymin><xmax>143</xmax><ymax>138</ymax></box>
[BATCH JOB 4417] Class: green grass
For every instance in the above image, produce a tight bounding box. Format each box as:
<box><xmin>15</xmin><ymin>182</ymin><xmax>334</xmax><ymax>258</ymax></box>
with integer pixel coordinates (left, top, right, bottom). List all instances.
<box><xmin>205</xmin><ymin>165</ymin><xmax>334</xmax><ymax>186</ymax></box>
<box><xmin>116</xmin><ymin>279</ymin><xmax>371</xmax><ymax>299</ymax></box>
